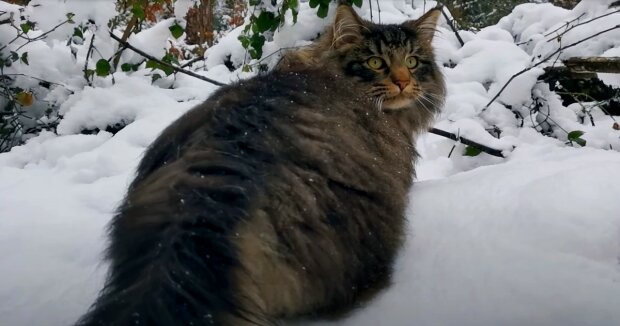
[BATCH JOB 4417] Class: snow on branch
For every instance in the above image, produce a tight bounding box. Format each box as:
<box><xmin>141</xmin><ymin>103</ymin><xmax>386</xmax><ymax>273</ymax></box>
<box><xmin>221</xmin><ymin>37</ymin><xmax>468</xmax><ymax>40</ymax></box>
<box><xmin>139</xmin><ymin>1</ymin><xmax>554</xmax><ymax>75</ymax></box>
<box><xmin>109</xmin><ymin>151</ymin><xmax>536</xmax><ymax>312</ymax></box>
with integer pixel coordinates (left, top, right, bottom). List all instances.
<box><xmin>108</xmin><ymin>32</ymin><xmax>225</xmax><ymax>87</ymax></box>
<box><xmin>483</xmin><ymin>23</ymin><xmax>620</xmax><ymax>111</ymax></box>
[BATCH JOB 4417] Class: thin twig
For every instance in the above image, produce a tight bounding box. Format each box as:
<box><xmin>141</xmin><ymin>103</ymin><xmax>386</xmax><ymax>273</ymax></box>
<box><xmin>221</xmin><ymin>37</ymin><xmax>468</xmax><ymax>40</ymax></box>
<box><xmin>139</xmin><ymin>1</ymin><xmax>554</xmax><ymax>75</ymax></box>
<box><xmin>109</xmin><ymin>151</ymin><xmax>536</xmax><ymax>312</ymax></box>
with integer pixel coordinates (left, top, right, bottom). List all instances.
<box><xmin>180</xmin><ymin>56</ymin><xmax>204</xmax><ymax>68</ymax></box>
<box><xmin>483</xmin><ymin>24</ymin><xmax>620</xmax><ymax>110</ymax></box>
<box><xmin>543</xmin><ymin>13</ymin><xmax>586</xmax><ymax>38</ymax></box>
<box><xmin>440</xmin><ymin>7</ymin><xmax>464</xmax><ymax>47</ymax></box>
<box><xmin>545</xmin><ymin>10</ymin><xmax>620</xmax><ymax>42</ymax></box>
<box><xmin>83</xmin><ymin>33</ymin><xmax>96</xmax><ymax>86</ymax></box>
<box><xmin>2</xmin><ymin>73</ymin><xmax>72</xmax><ymax>91</ymax></box>
<box><xmin>429</xmin><ymin>127</ymin><xmax>506</xmax><ymax>158</ymax></box>
<box><xmin>14</xmin><ymin>19</ymin><xmax>73</xmax><ymax>52</ymax></box>
<box><xmin>109</xmin><ymin>32</ymin><xmax>225</xmax><ymax>86</ymax></box>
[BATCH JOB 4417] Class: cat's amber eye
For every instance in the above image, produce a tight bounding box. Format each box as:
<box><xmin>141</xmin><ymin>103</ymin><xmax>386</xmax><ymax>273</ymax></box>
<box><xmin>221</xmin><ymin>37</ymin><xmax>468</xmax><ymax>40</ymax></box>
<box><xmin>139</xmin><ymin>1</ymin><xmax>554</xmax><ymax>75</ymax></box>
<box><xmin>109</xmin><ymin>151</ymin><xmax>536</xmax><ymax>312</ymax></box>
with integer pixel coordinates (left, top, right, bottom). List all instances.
<box><xmin>367</xmin><ymin>57</ymin><xmax>385</xmax><ymax>70</ymax></box>
<box><xmin>405</xmin><ymin>56</ymin><xmax>419</xmax><ymax>69</ymax></box>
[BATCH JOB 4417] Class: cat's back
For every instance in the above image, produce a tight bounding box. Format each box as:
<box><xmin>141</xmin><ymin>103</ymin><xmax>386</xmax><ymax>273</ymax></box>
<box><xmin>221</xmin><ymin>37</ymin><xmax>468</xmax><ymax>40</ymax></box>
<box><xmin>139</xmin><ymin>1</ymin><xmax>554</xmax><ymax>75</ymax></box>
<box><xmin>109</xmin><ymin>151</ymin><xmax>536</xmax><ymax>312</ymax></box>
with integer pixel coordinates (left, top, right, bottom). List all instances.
<box><xmin>131</xmin><ymin>69</ymin><xmax>369</xmax><ymax>187</ymax></box>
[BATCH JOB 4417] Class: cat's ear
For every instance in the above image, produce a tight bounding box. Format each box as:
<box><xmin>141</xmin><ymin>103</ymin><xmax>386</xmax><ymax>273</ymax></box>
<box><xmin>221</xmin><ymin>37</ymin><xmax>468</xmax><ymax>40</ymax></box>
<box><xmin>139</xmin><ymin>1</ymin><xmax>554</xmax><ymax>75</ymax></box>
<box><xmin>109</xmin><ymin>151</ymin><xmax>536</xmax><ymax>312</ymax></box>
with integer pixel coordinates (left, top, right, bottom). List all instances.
<box><xmin>331</xmin><ymin>5</ymin><xmax>364</xmax><ymax>49</ymax></box>
<box><xmin>404</xmin><ymin>7</ymin><xmax>443</xmax><ymax>44</ymax></box>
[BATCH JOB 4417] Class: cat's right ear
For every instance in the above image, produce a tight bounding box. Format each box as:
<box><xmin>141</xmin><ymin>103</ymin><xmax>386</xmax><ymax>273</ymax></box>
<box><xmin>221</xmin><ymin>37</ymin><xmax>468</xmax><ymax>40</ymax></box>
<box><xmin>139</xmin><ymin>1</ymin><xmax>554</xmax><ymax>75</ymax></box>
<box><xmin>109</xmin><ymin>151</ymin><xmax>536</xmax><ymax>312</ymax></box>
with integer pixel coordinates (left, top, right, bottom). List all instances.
<box><xmin>331</xmin><ymin>5</ymin><xmax>364</xmax><ymax>50</ymax></box>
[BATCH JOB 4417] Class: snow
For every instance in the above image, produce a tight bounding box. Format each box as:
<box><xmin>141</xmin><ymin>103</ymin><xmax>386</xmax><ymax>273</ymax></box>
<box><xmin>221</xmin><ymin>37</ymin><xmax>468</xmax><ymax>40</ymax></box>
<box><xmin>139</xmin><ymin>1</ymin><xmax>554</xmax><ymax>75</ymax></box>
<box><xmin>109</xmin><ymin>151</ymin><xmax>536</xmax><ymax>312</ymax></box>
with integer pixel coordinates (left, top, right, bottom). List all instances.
<box><xmin>1</xmin><ymin>0</ymin><xmax>620</xmax><ymax>325</ymax></box>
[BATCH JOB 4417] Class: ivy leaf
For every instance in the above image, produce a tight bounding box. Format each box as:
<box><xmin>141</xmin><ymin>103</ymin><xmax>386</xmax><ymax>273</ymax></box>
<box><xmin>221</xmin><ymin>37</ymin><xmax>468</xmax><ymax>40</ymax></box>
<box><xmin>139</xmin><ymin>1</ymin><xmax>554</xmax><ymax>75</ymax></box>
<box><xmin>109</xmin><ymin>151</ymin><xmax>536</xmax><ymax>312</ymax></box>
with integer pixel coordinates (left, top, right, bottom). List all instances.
<box><xmin>464</xmin><ymin>146</ymin><xmax>483</xmax><ymax>157</ymax></box>
<box><xmin>151</xmin><ymin>73</ymin><xmax>162</xmax><ymax>83</ymax></box>
<box><xmin>169</xmin><ymin>23</ymin><xmax>184</xmax><ymax>39</ymax></box>
<box><xmin>10</xmin><ymin>51</ymin><xmax>19</xmax><ymax>62</ymax></box>
<box><xmin>309</xmin><ymin>0</ymin><xmax>319</xmax><ymax>8</ymax></box>
<box><xmin>352</xmin><ymin>0</ymin><xmax>363</xmax><ymax>7</ymax></box>
<box><xmin>95</xmin><ymin>59</ymin><xmax>111</xmax><ymax>76</ymax></box>
<box><xmin>20</xmin><ymin>52</ymin><xmax>29</xmax><ymax>65</ymax></box>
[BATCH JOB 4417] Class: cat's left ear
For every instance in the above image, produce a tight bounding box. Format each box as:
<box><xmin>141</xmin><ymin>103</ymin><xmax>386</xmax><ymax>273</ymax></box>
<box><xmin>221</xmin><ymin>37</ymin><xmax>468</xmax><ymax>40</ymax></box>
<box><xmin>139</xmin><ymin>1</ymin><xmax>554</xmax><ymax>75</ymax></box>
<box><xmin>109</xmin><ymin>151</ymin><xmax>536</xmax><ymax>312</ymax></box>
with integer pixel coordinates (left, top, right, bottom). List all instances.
<box><xmin>403</xmin><ymin>7</ymin><xmax>443</xmax><ymax>44</ymax></box>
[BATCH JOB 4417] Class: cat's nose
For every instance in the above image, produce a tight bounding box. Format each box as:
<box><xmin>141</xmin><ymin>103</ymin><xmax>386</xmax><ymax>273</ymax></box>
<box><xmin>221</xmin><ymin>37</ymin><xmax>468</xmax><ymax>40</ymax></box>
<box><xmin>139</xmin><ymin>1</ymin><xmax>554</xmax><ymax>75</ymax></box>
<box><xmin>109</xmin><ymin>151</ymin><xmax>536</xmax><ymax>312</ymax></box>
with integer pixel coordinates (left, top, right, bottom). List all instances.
<box><xmin>394</xmin><ymin>80</ymin><xmax>410</xmax><ymax>91</ymax></box>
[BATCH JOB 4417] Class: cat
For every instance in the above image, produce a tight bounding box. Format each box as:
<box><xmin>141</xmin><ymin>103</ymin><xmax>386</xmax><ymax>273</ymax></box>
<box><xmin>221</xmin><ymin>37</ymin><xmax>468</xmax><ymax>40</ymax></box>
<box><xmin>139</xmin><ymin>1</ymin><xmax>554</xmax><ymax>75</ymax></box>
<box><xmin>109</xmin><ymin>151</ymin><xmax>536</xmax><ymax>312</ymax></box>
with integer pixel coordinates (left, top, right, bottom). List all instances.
<box><xmin>76</xmin><ymin>4</ymin><xmax>445</xmax><ymax>326</ymax></box>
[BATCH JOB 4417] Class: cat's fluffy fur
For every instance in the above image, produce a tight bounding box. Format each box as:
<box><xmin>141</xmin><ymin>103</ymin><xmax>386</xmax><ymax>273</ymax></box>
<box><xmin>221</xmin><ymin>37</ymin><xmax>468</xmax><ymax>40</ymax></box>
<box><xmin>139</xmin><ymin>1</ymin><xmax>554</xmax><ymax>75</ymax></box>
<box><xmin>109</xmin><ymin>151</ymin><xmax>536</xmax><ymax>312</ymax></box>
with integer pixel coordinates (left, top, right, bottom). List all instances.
<box><xmin>76</xmin><ymin>5</ymin><xmax>445</xmax><ymax>326</ymax></box>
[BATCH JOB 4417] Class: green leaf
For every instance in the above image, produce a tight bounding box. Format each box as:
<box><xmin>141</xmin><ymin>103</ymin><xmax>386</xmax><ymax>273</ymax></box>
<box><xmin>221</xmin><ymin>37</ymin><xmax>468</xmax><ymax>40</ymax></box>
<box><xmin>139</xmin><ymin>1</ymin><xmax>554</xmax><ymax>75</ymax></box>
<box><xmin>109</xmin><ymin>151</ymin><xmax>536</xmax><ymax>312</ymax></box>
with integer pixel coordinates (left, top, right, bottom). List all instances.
<box><xmin>73</xmin><ymin>27</ymin><xmax>84</xmax><ymax>39</ymax></box>
<box><xmin>317</xmin><ymin>4</ymin><xmax>329</xmax><ymax>18</ymax></box>
<box><xmin>131</xmin><ymin>5</ymin><xmax>145</xmax><ymax>20</ymax></box>
<box><xmin>567</xmin><ymin>130</ymin><xmax>584</xmax><ymax>140</ymax></box>
<box><xmin>464</xmin><ymin>146</ymin><xmax>483</xmax><ymax>157</ymax></box>
<box><xmin>255</xmin><ymin>11</ymin><xmax>277</xmax><ymax>33</ymax></box>
<box><xmin>162</xmin><ymin>52</ymin><xmax>179</xmax><ymax>65</ymax></box>
<box><xmin>151</xmin><ymin>73</ymin><xmax>162</xmax><ymax>82</ymax></box>
<box><xmin>249</xmin><ymin>33</ymin><xmax>265</xmax><ymax>59</ymax></box>
<box><xmin>309</xmin><ymin>0</ymin><xmax>319</xmax><ymax>8</ymax></box>
<box><xmin>84</xmin><ymin>69</ymin><xmax>95</xmax><ymax>79</ymax></box>
<box><xmin>10</xmin><ymin>51</ymin><xmax>19</xmax><ymax>62</ymax></box>
<box><xmin>352</xmin><ymin>0</ymin><xmax>363</xmax><ymax>7</ymax></box>
<box><xmin>567</xmin><ymin>130</ymin><xmax>586</xmax><ymax>147</ymax></box>
<box><xmin>238</xmin><ymin>35</ymin><xmax>250</xmax><ymax>48</ymax></box>
<box><xmin>95</xmin><ymin>59</ymin><xmax>111</xmax><ymax>76</ymax></box>
<box><xmin>146</xmin><ymin>59</ymin><xmax>174</xmax><ymax>76</ymax></box>
<box><xmin>292</xmin><ymin>8</ymin><xmax>299</xmax><ymax>23</ymax></box>
<box><xmin>66</xmin><ymin>12</ymin><xmax>76</xmax><ymax>24</ymax></box>
<box><xmin>20</xmin><ymin>22</ymin><xmax>33</xmax><ymax>33</ymax></box>
<box><xmin>169</xmin><ymin>23</ymin><xmax>184</xmax><ymax>39</ymax></box>
<box><xmin>145</xmin><ymin>59</ymin><xmax>158</xmax><ymax>70</ymax></box>
<box><xmin>574</xmin><ymin>138</ymin><xmax>587</xmax><ymax>147</ymax></box>
<box><xmin>121</xmin><ymin>63</ymin><xmax>133</xmax><ymax>72</ymax></box>
<box><xmin>20</xmin><ymin>52</ymin><xmax>29</xmax><ymax>65</ymax></box>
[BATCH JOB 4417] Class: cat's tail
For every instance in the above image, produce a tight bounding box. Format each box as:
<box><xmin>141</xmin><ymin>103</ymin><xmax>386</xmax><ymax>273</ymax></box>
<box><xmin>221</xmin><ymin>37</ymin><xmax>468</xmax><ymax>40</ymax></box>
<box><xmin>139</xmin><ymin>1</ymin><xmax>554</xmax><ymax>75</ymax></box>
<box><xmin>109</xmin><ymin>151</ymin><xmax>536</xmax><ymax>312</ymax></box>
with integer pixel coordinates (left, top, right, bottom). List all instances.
<box><xmin>75</xmin><ymin>158</ymin><xmax>266</xmax><ymax>326</ymax></box>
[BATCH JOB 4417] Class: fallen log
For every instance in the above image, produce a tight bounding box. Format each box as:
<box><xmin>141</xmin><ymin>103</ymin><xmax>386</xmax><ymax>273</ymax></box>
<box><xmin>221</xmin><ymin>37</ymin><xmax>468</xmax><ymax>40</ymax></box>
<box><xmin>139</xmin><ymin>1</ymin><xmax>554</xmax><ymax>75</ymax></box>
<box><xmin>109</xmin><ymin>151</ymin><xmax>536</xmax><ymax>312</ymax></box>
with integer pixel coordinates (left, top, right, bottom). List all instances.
<box><xmin>563</xmin><ymin>56</ymin><xmax>620</xmax><ymax>74</ymax></box>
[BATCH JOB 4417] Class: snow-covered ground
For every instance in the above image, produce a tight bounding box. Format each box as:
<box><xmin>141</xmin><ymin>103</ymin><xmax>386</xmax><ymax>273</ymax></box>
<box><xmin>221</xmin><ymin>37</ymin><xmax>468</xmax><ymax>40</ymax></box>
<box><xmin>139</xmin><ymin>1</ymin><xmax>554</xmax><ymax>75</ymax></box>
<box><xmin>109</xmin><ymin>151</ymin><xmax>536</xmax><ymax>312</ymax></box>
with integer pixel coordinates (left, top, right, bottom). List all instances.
<box><xmin>1</xmin><ymin>0</ymin><xmax>620</xmax><ymax>325</ymax></box>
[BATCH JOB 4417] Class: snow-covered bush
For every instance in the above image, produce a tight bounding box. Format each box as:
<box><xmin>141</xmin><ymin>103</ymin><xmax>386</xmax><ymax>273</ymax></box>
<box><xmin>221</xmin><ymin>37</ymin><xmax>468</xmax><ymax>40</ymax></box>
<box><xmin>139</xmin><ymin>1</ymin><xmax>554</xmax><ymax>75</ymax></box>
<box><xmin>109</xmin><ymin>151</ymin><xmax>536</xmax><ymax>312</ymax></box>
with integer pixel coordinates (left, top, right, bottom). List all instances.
<box><xmin>0</xmin><ymin>0</ymin><xmax>619</xmax><ymax>157</ymax></box>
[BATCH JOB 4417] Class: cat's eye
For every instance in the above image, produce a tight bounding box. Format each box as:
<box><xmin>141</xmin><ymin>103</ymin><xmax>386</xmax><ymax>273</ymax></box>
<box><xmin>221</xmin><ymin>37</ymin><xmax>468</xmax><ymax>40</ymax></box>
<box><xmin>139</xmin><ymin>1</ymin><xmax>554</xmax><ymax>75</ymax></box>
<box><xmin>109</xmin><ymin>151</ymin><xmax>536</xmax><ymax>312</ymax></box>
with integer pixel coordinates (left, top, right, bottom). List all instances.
<box><xmin>405</xmin><ymin>56</ymin><xmax>419</xmax><ymax>69</ymax></box>
<box><xmin>367</xmin><ymin>57</ymin><xmax>385</xmax><ymax>70</ymax></box>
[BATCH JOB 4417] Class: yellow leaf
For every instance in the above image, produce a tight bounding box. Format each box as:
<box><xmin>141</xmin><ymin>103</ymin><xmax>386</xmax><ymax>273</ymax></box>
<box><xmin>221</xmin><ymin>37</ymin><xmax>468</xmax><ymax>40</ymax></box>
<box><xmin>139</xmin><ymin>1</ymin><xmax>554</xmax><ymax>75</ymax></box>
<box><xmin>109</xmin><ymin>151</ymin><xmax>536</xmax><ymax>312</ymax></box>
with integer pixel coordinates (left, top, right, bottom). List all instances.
<box><xmin>15</xmin><ymin>91</ymin><xmax>34</xmax><ymax>107</ymax></box>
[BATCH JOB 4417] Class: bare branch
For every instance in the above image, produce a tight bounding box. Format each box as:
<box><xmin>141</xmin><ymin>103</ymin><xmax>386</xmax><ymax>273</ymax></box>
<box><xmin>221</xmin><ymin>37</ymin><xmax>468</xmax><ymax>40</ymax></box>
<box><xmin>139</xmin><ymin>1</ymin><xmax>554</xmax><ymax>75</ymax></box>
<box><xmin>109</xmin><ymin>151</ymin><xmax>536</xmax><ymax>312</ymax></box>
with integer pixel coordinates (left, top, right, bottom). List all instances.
<box><xmin>545</xmin><ymin>9</ymin><xmax>620</xmax><ymax>42</ymax></box>
<box><xmin>543</xmin><ymin>13</ymin><xmax>586</xmax><ymax>38</ymax></box>
<box><xmin>109</xmin><ymin>32</ymin><xmax>225</xmax><ymax>87</ymax></box>
<box><xmin>440</xmin><ymin>7</ymin><xmax>464</xmax><ymax>47</ymax></box>
<box><xmin>428</xmin><ymin>128</ymin><xmax>506</xmax><ymax>158</ymax></box>
<box><xmin>83</xmin><ymin>33</ymin><xmax>96</xmax><ymax>86</ymax></box>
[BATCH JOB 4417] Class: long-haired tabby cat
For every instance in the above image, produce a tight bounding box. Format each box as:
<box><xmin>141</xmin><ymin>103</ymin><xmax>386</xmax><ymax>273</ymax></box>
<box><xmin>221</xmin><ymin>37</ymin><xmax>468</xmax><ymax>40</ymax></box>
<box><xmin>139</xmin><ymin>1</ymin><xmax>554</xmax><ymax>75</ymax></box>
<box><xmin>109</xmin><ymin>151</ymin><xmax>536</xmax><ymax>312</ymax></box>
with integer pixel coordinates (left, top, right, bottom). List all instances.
<box><xmin>76</xmin><ymin>4</ymin><xmax>444</xmax><ymax>326</ymax></box>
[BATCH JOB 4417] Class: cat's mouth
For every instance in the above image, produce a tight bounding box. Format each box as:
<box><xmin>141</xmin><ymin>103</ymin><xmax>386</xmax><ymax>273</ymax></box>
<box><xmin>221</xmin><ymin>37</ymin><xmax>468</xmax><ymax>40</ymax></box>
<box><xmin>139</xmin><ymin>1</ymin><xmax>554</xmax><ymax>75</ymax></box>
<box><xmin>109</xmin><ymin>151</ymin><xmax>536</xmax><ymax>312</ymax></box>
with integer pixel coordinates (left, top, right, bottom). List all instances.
<box><xmin>382</xmin><ymin>94</ymin><xmax>414</xmax><ymax>110</ymax></box>
<box><xmin>368</xmin><ymin>84</ymin><xmax>418</xmax><ymax>110</ymax></box>
<box><xmin>381</xmin><ymin>85</ymin><xmax>417</xmax><ymax>110</ymax></box>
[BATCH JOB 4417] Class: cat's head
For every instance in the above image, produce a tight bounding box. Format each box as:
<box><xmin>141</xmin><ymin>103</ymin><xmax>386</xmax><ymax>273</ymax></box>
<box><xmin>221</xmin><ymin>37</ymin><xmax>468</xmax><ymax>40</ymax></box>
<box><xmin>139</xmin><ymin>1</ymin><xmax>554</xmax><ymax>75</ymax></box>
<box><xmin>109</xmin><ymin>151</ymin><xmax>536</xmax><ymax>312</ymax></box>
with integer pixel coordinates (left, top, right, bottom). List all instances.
<box><xmin>279</xmin><ymin>5</ymin><xmax>445</xmax><ymax>112</ymax></box>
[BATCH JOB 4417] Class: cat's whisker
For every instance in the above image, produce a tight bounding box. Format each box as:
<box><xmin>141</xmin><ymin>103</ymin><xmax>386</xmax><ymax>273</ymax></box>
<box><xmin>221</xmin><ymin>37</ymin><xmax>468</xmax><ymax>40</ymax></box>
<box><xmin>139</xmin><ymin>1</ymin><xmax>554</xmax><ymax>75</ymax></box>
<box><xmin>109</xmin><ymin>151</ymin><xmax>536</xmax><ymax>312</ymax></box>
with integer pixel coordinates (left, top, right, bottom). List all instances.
<box><xmin>415</xmin><ymin>96</ymin><xmax>435</xmax><ymax>116</ymax></box>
